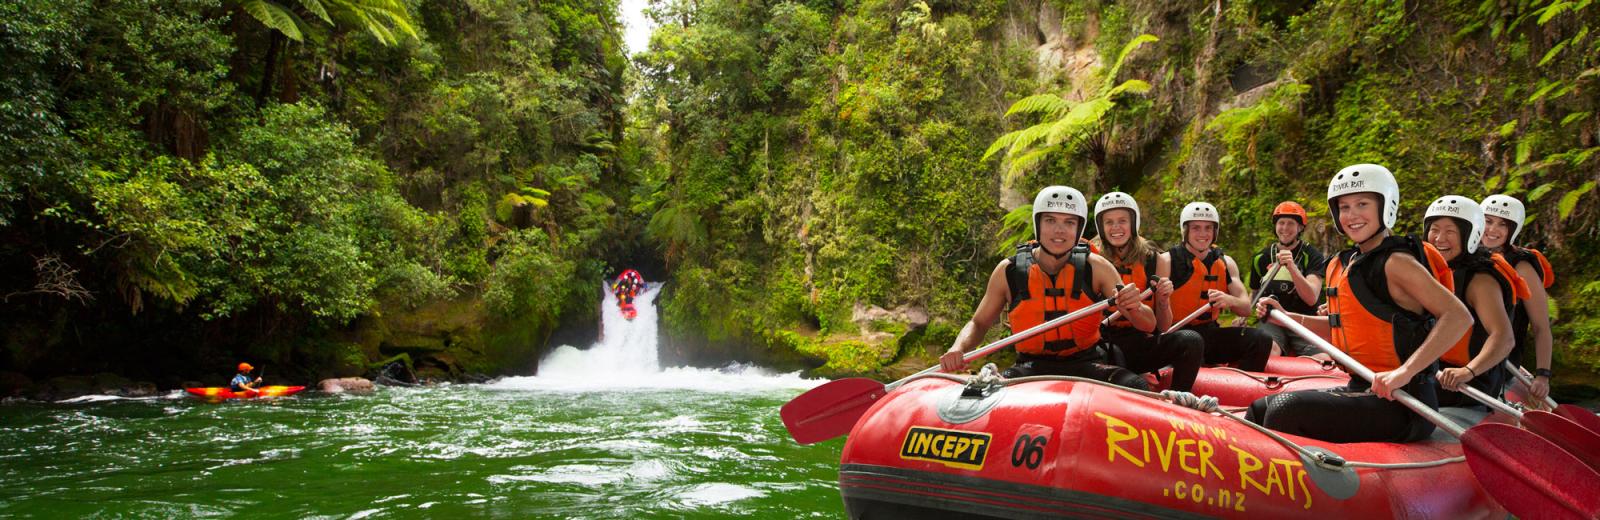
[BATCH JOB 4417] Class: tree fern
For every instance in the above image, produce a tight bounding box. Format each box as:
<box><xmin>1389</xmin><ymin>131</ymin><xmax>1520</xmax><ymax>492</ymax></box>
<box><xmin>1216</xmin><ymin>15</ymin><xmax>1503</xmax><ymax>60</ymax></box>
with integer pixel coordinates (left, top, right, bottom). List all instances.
<box><xmin>297</xmin><ymin>0</ymin><xmax>332</xmax><ymax>24</ymax></box>
<box><xmin>983</xmin><ymin>34</ymin><xmax>1158</xmax><ymax>183</ymax></box>
<box><xmin>240</xmin><ymin>0</ymin><xmax>306</xmax><ymax>41</ymax></box>
<box><xmin>1004</xmin><ymin>94</ymin><xmax>1071</xmax><ymax>118</ymax></box>
<box><xmin>995</xmin><ymin>205</ymin><xmax>1034</xmax><ymax>257</ymax></box>
<box><xmin>1101</xmin><ymin>34</ymin><xmax>1159</xmax><ymax>96</ymax></box>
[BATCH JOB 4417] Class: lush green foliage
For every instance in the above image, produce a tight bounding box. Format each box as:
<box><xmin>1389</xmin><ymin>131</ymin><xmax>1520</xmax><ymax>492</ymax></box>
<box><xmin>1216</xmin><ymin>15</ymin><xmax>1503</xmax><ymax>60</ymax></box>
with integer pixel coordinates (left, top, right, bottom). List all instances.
<box><xmin>0</xmin><ymin>0</ymin><xmax>627</xmax><ymax>376</ymax></box>
<box><xmin>636</xmin><ymin>0</ymin><xmax>1034</xmax><ymax>371</ymax></box>
<box><xmin>644</xmin><ymin>0</ymin><xmax>1600</xmax><ymax>376</ymax></box>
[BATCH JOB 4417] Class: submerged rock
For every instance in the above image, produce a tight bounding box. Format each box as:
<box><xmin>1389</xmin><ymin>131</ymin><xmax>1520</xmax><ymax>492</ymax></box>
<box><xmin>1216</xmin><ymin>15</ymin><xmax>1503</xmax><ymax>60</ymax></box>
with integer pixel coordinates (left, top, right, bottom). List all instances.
<box><xmin>318</xmin><ymin>377</ymin><xmax>375</xmax><ymax>395</ymax></box>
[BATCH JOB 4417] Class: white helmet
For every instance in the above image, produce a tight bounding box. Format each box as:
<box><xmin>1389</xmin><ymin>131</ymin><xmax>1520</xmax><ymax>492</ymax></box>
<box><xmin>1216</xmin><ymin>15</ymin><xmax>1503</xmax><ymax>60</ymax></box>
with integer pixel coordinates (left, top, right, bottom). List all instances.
<box><xmin>1425</xmin><ymin>196</ymin><xmax>1484</xmax><ymax>254</ymax></box>
<box><xmin>1094</xmin><ymin>191</ymin><xmax>1140</xmax><ymax>239</ymax></box>
<box><xmin>1179</xmin><ymin>201</ymin><xmax>1220</xmax><ymax>232</ymax></box>
<box><xmin>1327</xmin><ymin>163</ymin><xmax>1400</xmax><ymax>236</ymax></box>
<box><xmin>1480</xmin><ymin>194</ymin><xmax>1526</xmax><ymax>245</ymax></box>
<box><xmin>1031</xmin><ymin>185</ymin><xmax>1089</xmax><ymax>241</ymax></box>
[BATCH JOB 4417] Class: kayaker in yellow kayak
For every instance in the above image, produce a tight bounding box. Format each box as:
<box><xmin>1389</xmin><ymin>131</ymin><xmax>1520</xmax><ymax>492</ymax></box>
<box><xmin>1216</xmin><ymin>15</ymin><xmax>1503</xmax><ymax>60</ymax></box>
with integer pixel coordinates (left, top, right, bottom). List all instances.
<box><xmin>231</xmin><ymin>363</ymin><xmax>263</xmax><ymax>393</ymax></box>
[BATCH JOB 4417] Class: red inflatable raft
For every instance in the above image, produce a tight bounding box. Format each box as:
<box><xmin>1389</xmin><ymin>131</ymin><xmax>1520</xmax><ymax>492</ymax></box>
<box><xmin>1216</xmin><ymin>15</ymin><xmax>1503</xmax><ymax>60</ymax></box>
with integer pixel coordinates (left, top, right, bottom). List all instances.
<box><xmin>1265</xmin><ymin>356</ymin><xmax>1345</xmax><ymax>377</ymax></box>
<box><xmin>185</xmin><ymin>385</ymin><xmax>306</xmax><ymax>400</ymax></box>
<box><xmin>1167</xmin><ymin>366</ymin><xmax>1349</xmax><ymax>408</ymax></box>
<box><xmin>839</xmin><ymin>376</ymin><xmax>1503</xmax><ymax>519</ymax></box>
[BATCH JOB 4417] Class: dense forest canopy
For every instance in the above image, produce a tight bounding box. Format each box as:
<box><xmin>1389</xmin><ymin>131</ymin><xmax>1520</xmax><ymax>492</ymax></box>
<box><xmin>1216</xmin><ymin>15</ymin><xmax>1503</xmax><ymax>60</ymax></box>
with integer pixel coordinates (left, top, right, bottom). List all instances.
<box><xmin>1</xmin><ymin>0</ymin><xmax>1597</xmax><ymax>387</ymax></box>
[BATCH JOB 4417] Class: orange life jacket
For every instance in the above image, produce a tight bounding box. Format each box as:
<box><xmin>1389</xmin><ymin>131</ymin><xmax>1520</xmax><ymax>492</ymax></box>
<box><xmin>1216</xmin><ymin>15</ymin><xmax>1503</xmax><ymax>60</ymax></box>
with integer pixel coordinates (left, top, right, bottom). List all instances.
<box><xmin>1499</xmin><ymin>247</ymin><xmax>1554</xmax><ymax>289</ymax></box>
<box><xmin>1324</xmin><ymin>236</ymin><xmax>1453</xmax><ymax>373</ymax></box>
<box><xmin>1441</xmin><ymin>252</ymin><xmax>1526</xmax><ymax>367</ymax></box>
<box><xmin>1006</xmin><ymin>245</ymin><xmax>1103</xmax><ymax>357</ymax></box>
<box><xmin>1167</xmin><ymin>246</ymin><xmax>1230</xmax><ymax>327</ymax></box>
<box><xmin>1104</xmin><ymin>253</ymin><xmax>1156</xmax><ymax>329</ymax></box>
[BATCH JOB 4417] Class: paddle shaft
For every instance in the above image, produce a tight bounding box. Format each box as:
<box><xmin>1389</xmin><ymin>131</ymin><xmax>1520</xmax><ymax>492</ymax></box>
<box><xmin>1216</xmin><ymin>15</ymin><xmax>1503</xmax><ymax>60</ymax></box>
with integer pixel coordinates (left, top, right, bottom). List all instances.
<box><xmin>1504</xmin><ymin>360</ymin><xmax>1560</xmax><ymax>409</ymax></box>
<box><xmin>1250</xmin><ymin>262</ymin><xmax>1282</xmax><ymax>310</ymax></box>
<box><xmin>1101</xmin><ymin>289</ymin><xmax>1155</xmax><ymax>325</ymax></box>
<box><xmin>1165</xmin><ymin>302</ymin><xmax>1213</xmax><ymax>334</ymax></box>
<box><xmin>903</xmin><ymin>289</ymin><xmax>1152</xmax><ymax>391</ymax></box>
<box><xmin>1456</xmin><ymin>382</ymin><xmax>1525</xmax><ymax>418</ymax></box>
<box><xmin>1266</xmin><ymin>309</ymin><xmax>1466</xmax><ymax>437</ymax></box>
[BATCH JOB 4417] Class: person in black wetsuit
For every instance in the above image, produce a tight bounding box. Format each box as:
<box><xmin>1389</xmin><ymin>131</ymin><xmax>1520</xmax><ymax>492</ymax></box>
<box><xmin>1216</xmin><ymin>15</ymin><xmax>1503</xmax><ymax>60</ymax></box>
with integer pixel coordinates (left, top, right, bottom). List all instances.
<box><xmin>1247</xmin><ymin>201</ymin><xmax>1328</xmax><ymax>357</ymax></box>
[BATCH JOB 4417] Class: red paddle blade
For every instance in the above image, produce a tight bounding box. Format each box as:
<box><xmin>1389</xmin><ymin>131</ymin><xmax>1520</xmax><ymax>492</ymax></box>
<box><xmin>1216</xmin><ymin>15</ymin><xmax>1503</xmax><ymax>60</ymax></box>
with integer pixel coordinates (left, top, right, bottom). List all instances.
<box><xmin>1557</xmin><ymin>404</ymin><xmax>1600</xmax><ymax>436</ymax></box>
<box><xmin>1463</xmin><ymin>423</ymin><xmax>1600</xmax><ymax>519</ymax></box>
<box><xmin>779</xmin><ymin>378</ymin><xmax>888</xmax><ymax>445</ymax></box>
<box><xmin>1523</xmin><ymin>410</ymin><xmax>1600</xmax><ymax>473</ymax></box>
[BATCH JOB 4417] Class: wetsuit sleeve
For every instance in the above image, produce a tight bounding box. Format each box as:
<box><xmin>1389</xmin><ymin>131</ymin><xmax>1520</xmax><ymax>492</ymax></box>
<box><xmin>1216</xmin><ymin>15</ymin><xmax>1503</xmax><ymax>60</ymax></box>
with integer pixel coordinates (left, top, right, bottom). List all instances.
<box><xmin>1248</xmin><ymin>249</ymin><xmax>1265</xmax><ymax>291</ymax></box>
<box><xmin>1304</xmin><ymin>247</ymin><xmax>1328</xmax><ymax>278</ymax></box>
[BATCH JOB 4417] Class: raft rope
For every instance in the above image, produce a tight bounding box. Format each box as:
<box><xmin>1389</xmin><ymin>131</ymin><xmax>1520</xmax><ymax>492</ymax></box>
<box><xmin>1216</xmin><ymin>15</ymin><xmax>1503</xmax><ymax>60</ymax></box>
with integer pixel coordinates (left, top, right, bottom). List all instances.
<box><xmin>910</xmin><ymin>373</ymin><xmax>1466</xmax><ymax>471</ymax></box>
<box><xmin>1208</xmin><ymin>366</ymin><xmax>1347</xmax><ymax>389</ymax></box>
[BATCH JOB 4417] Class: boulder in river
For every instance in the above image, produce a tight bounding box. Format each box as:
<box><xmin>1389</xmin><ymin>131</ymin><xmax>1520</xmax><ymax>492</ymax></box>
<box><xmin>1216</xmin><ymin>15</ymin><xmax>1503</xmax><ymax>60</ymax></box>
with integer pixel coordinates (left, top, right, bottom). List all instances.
<box><xmin>318</xmin><ymin>377</ymin><xmax>375</xmax><ymax>395</ymax></box>
<box><xmin>0</xmin><ymin>371</ymin><xmax>33</xmax><ymax>398</ymax></box>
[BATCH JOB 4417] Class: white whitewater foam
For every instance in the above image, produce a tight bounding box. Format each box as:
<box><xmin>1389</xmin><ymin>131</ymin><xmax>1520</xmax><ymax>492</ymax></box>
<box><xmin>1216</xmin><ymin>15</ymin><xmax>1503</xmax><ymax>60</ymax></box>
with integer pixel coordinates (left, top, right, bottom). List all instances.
<box><xmin>483</xmin><ymin>281</ymin><xmax>821</xmax><ymax>393</ymax></box>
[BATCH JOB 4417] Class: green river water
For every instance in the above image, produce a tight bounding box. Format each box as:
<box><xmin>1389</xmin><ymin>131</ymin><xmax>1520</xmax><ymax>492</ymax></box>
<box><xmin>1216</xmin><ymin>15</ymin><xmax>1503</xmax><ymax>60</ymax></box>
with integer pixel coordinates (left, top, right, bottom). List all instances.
<box><xmin>0</xmin><ymin>378</ymin><xmax>843</xmax><ymax>518</ymax></box>
<box><xmin>0</xmin><ymin>289</ymin><xmax>849</xmax><ymax>518</ymax></box>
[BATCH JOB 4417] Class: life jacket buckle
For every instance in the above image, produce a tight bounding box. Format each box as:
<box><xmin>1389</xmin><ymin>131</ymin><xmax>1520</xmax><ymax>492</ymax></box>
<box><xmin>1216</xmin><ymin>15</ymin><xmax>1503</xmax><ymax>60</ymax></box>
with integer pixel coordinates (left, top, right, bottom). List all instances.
<box><xmin>1328</xmin><ymin>314</ymin><xmax>1342</xmax><ymax>328</ymax></box>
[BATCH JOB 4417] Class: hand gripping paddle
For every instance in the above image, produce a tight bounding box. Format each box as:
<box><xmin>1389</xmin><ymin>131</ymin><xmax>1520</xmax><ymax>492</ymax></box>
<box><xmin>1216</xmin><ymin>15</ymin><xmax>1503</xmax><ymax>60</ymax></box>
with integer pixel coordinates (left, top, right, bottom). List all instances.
<box><xmin>1267</xmin><ymin>309</ymin><xmax>1600</xmax><ymax>519</ymax></box>
<box><xmin>781</xmin><ymin>290</ymin><xmax>1149</xmax><ymax>445</ymax></box>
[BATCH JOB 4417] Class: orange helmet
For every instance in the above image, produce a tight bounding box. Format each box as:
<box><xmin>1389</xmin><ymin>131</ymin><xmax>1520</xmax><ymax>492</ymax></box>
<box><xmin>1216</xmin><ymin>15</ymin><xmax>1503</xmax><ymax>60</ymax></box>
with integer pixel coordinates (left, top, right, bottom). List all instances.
<box><xmin>238</xmin><ymin>362</ymin><xmax>254</xmax><ymax>372</ymax></box>
<box><xmin>1272</xmin><ymin>201</ymin><xmax>1307</xmax><ymax>226</ymax></box>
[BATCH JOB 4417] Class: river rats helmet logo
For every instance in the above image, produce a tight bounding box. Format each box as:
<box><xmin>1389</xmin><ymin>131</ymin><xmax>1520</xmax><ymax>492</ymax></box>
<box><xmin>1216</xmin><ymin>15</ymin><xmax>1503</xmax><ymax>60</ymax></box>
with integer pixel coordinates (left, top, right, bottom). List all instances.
<box><xmin>900</xmin><ymin>426</ymin><xmax>992</xmax><ymax>470</ymax></box>
<box><xmin>1095</xmin><ymin>191</ymin><xmax>1141</xmax><ymax>239</ymax></box>
<box><xmin>1326</xmin><ymin>163</ymin><xmax>1400</xmax><ymax>236</ymax></box>
<box><xmin>1425</xmin><ymin>196</ymin><xmax>1485</xmax><ymax>254</ymax></box>
<box><xmin>1480</xmin><ymin>194</ymin><xmax>1527</xmax><ymax>245</ymax></box>
<box><xmin>1030</xmin><ymin>186</ymin><xmax>1089</xmax><ymax>242</ymax></box>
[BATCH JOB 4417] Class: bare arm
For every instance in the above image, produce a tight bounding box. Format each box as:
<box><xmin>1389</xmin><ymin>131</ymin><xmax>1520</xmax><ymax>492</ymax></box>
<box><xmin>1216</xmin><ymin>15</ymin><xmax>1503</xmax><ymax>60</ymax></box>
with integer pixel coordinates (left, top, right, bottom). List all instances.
<box><xmin>1255</xmin><ymin>297</ymin><xmax>1333</xmax><ymax>338</ymax></box>
<box><xmin>1223</xmin><ymin>256</ymin><xmax>1251</xmax><ymax>316</ymax></box>
<box><xmin>1374</xmin><ymin>254</ymin><xmax>1473</xmax><ymax>398</ymax></box>
<box><xmin>1154</xmin><ymin>253</ymin><xmax>1173</xmax><ymax>331</ymax></box>
<box><xmin>1464</xmin><ymin>274</ymin><xmax>1514</xmax><ymax>376</ymax></box>
<box><xmin>1516</xmin><ymin>262</ymin><xmax>1554</xmax><ymax>373</ymax></box>
<box><xmin>941</xmin><ymin>261</ymin><xmax>1014</xmax><ymax>372</ymax></box>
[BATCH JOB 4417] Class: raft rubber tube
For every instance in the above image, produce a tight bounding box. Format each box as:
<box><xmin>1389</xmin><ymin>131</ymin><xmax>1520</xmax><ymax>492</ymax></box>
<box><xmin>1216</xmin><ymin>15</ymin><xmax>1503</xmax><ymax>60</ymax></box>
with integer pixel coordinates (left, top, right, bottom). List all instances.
<box><xmin>840</xmin><ymin>377</ymin><xmax>1500</xmax><ymax>519</ymax></box>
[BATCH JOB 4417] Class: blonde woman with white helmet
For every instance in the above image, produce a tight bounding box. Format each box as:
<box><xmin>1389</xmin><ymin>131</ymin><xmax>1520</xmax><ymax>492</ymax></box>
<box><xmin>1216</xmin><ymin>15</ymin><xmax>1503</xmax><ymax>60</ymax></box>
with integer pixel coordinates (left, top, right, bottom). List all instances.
<box><xmin>940</xmin><ymin>186</ymin><xmax>1149</xmax><ymax>388</ymax></box>
<box><xmin>1248</xmin><ymin>164</ymin><xmax>1471</xmax><ymax>443</ymax></box>
<box><xmin>1479</xmin><ymin>194</ymin><xmax>1557</xmax><ymax>404</ymax></box>
<box><xmin>1089</xmin><ymin>192</ymin><xmax>1203</xmax><ymax>392</ymax></box>
<box><xmin>1154</xmin><ymin>201</ymin><xmax>1272</xmax><ymax>373</ymax></box>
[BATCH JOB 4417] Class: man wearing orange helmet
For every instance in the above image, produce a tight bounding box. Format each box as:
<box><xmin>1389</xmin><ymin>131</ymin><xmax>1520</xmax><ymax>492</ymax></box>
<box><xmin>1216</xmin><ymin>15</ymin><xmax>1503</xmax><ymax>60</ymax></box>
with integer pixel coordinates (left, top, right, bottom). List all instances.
<box><xmin>231</xmin><ymin>363</ymin><xmax>262</xmax><ymax>393</ymax></box>
<box><xmin>1248</xmin><ymin>201</ymin><xmax>1328</xmax><ymax>356</ymax></box>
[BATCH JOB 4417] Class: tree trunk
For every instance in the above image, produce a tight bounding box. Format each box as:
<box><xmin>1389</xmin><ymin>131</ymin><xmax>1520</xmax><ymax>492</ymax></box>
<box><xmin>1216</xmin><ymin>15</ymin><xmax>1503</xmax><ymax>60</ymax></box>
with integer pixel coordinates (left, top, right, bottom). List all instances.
<box><xmin>256</xmin><ymin>31</ymin><xmax>283</xmax><ymax>107</ymax></box>
<box><xmin>279</xmin><ymin>40</ymin><xmax>299</xmax><ymax>104</ymax></box>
